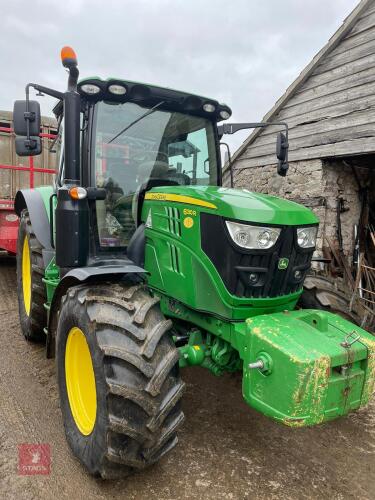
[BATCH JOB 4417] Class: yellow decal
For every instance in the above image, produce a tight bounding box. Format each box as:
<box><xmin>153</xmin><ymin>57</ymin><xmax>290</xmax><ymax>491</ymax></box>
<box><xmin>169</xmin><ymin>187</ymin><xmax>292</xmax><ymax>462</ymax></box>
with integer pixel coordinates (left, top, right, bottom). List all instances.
<box><xmin>145</xmin><ymin>192</ymin><xmax>217</xmax><ymax>210</ymax></box>
<box><xmin>193</xmin><ymin>345</ymin><xmax>200</xmax><ymax>351</ymax></box>
<box><xmin>183</xmin><ymin>217</ymin><xmax>194</xmax><ymax>229</ymax></box>
<box><xmin>183</xmin><ymin>208</ymin><xmax>197</xmax><ymax>217</ymax></box>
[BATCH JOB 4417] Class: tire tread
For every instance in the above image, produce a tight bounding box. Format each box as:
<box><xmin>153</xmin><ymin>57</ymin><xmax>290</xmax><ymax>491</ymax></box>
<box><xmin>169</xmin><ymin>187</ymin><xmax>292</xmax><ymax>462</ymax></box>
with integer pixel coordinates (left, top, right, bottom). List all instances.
<box><xmin>59</xmin><ymin>283</ymin><xmax>184</xmax><ymax>478</ymax></box>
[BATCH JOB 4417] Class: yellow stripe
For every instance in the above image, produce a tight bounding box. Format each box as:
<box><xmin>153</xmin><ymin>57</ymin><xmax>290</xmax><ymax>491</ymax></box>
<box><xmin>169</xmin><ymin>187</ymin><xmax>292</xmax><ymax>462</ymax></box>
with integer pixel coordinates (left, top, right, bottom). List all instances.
<box><xmin>145</xmin><ymin>192</ymin><xmax>217</xmax><ymax>210</ymax></box>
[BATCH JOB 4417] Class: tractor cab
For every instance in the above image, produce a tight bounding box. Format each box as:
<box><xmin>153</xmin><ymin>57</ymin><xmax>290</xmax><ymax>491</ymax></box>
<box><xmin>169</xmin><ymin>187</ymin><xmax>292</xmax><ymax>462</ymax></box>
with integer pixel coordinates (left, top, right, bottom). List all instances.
<box><xmin>12</xmin><ymin>48</ymin><xmax>287</xmax><ymax>271</ymax></box>
<box><xmin>84</xmin><ymin>89</ymin><xmax>223</xmax><ymax>249</ymax></box>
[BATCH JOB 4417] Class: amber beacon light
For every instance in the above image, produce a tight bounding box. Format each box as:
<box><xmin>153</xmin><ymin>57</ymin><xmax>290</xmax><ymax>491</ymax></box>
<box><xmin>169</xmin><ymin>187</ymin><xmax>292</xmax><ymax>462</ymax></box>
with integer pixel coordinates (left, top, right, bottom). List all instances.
<box><xmin>61</xmin><ymin>46</ymin><xmax>78</xmax><ymax>67</ymax></box>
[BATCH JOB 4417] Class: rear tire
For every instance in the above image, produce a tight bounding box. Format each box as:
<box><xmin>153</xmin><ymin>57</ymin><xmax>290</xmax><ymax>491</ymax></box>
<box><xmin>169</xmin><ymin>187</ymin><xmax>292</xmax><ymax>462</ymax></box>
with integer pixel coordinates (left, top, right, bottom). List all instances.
<box><xmin>56</xmin><ymin>283</ymin><xmax>185</xmax><ymax>479</ymax></box>
<box><xmin>16</xmin><ymin>210</ymin><xmax>47</xmax><ymax>341</ymax></box>
<box><xmin>298</xmin><ymin>275</ymin><xmax>361</xmax><ymax>325</ymax></box>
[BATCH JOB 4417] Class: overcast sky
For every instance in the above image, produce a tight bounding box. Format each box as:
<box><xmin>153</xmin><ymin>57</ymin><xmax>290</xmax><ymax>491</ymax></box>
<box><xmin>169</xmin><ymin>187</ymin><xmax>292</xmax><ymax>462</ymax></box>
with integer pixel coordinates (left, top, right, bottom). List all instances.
<box><xmin>1</xmin><ymin>0</ymin><xmax>359</xmax><ymax>153</ymax></box>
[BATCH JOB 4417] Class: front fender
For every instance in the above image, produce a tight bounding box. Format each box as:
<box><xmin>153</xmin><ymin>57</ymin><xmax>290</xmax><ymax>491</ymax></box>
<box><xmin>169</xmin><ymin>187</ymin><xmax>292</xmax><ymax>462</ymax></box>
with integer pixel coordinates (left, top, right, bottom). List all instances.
<box><xmin>46</xmin><ymin>263</ymin><xmax>146</xmax><ymax>358</ymax></box>
<box><xmin>14</xmin><ymin>186</ymin><xmax>54</xmax><ymax>250</ymax></box>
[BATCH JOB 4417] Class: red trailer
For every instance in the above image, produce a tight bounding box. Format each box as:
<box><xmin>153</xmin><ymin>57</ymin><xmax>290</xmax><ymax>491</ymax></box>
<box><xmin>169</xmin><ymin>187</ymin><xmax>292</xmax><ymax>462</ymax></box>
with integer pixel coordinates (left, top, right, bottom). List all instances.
<box><xmin>0</xmin><ymin>120</ymin><xmax>57</xmax><ymax>254</ymax></box>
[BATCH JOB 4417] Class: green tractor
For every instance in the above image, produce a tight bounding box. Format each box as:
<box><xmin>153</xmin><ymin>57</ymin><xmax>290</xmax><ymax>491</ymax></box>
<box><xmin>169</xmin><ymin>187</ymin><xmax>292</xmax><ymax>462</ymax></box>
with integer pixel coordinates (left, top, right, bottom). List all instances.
<box><xmin>13</xmin><ymin>47</ymin><xmax>375</xmax><ymax>478</ymax></box>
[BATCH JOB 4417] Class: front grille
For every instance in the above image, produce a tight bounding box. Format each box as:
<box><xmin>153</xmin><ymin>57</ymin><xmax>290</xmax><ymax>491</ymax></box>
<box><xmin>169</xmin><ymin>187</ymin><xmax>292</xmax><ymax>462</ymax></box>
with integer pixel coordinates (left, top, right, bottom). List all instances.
<box><xmin>200</xmin><ymin>213</ymin><xmax>315</xmax><ymax>299</ymax></box>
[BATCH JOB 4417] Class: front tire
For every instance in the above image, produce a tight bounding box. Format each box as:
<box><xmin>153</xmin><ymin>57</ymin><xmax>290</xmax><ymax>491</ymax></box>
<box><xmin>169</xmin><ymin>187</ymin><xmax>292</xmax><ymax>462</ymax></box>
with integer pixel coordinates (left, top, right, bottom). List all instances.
<box><xmin>56</xmin><ymin>283</ymin><xmax>185</xmax><ymax>478</ymax></box>
<box><xmin>16</xmin><ymin>210</ymin><xmax>47</xmax><ymax>341</ymax></box>
<box><xmin>298</xmin><ymin>275</ymin><xmax>361</xmax><ymax>325</ymax></box>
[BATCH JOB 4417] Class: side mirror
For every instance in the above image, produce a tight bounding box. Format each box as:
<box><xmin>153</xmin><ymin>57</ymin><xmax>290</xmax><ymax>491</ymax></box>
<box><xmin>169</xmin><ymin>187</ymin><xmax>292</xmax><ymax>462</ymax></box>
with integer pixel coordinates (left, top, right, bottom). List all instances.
<box><xmin>13</xmin><ymin>100</ymin><xmax>42</xmax><ymax>157</ymax></box>
<box><xmin>13</xmin><ymin>100</ymin><xmax>41</xmax><ymax>136</ymax></box>
<box><xmin>276</xmin><ymin>131</ymin><xmax>289</xmax><ymax>177</ymax></box>
<box><xmin>277</xmin><ymin>160</ymin><xmax>289</xmax><ymax>177</ymax></box>
<box><xmin>276</xmin><ymin>132</ymin><xmax>287</xmax><ymax>161</ymax></box>
<box><xmin>15</xmin><ymin>136</ymin><xmax>42</xmax><ymax>156</ymax></box>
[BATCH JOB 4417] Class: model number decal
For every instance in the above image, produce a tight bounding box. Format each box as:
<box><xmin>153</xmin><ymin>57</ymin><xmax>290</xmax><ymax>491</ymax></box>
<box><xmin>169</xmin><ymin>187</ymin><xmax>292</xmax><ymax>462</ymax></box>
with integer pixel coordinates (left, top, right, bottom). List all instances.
<box><xmin>183</xmin><ymin>208</ymin><xmax>197</xmax><ymax>217</ymax></box>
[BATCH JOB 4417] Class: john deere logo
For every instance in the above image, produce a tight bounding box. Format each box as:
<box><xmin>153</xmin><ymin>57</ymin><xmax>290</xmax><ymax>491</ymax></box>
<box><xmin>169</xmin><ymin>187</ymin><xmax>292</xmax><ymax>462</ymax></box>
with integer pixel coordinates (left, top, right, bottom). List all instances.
<box><xmin>183</xmin><ymin>217</ymin><xmax>194</xmax><ymax>229</ymax></box>
<box><xmin>278</xmin><ymin>258</ymin><xmax>289</xmax><ymax>270</ymax></box>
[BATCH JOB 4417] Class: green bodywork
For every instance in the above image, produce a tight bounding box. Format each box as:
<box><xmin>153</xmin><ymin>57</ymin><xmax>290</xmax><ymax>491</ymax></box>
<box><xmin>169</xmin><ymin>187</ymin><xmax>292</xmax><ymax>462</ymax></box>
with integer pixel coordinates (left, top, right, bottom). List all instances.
<box><xmin>142</xmin><ymin>185</ymin><xmax>318</xmax><ymax>320</ymax></box>
<box><xmin>32</xmin><ymin>113</ymin><xmax>375</xmax><ymax>429</ymax></box>
<box><xmin>140</xmin><ymin>184</ymin><xmax>375</xmax><ymax>426</ymax></box>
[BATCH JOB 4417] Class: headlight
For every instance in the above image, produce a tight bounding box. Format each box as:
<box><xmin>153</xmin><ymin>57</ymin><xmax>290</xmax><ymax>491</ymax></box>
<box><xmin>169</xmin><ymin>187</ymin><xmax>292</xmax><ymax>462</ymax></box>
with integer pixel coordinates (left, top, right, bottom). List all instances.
<box><xmin>297</xmin><ymin>226</ymin><xmax>318</xmax><ymax>248</ymax></box>
<box><xmin>226</xmin><ymin>221</ymin><xmax>281</xmax><ymax>250</ymax></box>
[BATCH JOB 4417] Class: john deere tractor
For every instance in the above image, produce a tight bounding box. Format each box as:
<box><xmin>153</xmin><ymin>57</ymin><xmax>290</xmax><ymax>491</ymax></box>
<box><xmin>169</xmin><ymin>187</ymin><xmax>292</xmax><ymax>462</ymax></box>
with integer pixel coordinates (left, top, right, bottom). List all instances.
<box><xmin>13</xmin><ymin>47</ymin><xmax>375</xmax><ymax>478</ymax></box>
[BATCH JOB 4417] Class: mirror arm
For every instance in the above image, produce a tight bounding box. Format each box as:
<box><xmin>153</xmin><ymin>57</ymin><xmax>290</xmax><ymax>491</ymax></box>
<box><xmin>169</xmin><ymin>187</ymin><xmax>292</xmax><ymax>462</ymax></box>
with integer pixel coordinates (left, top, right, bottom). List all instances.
<box><xmin>23</xmin><ymin>83</ymin><xmax>64</xmax><ymax>149</ymax></box>
<box><xmin>218</xmin><ymin>121</ymin><xmax>289</xmax><ymax>178</ymax></box>
<box><xmin>218</xmin><ymin>121</ymin><xmax>288</xmax><ymax>138</ymax></box>
<box><xmin>220</xmin><ymin>142</ymin><xmax>233</xmax><ymax>188</ymax></box>
<box><xmin>25</xmin><ymin>83</ymin><xmax>64</xmax><ymax>102</ymax></box>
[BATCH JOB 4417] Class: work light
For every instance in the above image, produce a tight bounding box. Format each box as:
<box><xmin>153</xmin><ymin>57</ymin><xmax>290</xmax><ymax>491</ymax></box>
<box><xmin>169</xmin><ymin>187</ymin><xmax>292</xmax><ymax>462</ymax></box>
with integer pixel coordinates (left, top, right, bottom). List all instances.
<box><xmin>80</xmin><ymin>83</ymin><xmax>101</xmax><ymax>95</ymax></box>
<box><xmin>108</xmin><ymin>84</ymin><xmax>127</xmax><ymax>95</ymax></box>
<box><xmin>203</xmin><ymin>103</ymin><xmax>216</xmax><ymax>113</ymax></box>
<box><xmin>220</xmin><ymin>110</ymin><xmax>231</xmax><ymax>120</ymax></box>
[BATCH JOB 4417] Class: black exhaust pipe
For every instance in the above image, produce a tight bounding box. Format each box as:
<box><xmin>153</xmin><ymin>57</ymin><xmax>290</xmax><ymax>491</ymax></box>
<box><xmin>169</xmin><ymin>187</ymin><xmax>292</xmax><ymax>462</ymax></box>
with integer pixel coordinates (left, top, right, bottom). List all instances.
<box><xmin>55</xmin><ymin>47</ymin><xmax>89</xmax><ymax>268</ymax></box>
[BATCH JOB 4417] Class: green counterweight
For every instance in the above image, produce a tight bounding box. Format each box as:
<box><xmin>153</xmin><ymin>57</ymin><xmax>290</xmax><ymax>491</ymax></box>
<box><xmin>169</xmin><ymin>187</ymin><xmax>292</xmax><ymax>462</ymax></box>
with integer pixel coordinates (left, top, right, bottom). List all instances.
<box><xmin>243</xmin><ymin>310</ymin><xmax>375</xmax><ymax>426</ymax></box>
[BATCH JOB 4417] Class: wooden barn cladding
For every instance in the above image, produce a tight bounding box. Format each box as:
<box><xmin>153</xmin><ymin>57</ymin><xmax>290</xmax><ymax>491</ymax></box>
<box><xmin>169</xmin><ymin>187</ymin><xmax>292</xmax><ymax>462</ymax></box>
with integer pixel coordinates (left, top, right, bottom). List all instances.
<box><xmin>231</xmin><ymin>0</ymin><xmax>375</xmax><ymax>170</ymax></box>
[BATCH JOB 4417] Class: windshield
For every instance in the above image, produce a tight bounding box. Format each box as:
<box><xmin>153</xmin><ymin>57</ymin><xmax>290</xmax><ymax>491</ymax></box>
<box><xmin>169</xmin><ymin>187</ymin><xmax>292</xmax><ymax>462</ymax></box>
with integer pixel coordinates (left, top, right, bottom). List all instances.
<box><xmin>93</xmin><ymin>101</ymin><xmax>219</xmax><ymax>248</ymax></box>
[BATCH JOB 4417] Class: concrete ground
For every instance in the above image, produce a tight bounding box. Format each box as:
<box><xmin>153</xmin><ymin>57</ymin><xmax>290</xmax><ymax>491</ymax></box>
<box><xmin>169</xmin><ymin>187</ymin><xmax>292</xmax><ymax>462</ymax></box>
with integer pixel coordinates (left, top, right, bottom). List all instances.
<box><xmin>0</xmin><ymin>255</ymin><xmax>374</xmax><ymax>500</ymax></box>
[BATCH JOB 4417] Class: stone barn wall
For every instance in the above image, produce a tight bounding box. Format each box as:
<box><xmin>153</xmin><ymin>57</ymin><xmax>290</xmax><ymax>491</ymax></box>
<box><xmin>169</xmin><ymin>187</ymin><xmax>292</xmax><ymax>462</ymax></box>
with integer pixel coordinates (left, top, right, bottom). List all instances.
<box><xmin>229</xmin><ymin>161</ymin><xmax>369</xmax><ymax>261</ymax></box>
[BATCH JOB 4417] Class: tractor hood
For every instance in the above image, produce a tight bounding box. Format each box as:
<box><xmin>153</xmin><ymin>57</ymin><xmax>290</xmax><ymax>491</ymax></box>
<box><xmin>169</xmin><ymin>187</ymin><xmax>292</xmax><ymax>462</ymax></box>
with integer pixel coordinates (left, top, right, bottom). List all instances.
<box><xmin>146</xmin><ymin>185</ymin><xmax>318</xmax><ymax>226</ymax></box>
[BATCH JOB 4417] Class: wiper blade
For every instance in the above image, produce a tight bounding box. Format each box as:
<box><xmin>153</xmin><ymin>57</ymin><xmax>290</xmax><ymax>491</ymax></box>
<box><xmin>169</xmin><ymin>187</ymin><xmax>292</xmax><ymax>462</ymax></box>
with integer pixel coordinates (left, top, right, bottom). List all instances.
<box><xmin>107</xmin><ymin>100</ymin><xmax>165</xmax><ymax>144</ymax></box>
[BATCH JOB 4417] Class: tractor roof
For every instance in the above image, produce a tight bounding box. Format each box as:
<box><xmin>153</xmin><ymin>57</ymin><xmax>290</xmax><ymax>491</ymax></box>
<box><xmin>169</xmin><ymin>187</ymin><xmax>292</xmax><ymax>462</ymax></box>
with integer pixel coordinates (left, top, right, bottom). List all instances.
<box><xmin>75</xmin><ymin>77</ymin><xmax>232</xmax><ymax>122</ymax></box>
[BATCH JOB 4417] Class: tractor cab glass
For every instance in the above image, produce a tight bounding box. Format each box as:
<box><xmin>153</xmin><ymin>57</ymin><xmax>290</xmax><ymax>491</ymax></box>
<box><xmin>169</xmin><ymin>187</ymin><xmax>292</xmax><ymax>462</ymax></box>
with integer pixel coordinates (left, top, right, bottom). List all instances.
<box><xmin>93</xmin><ymin>101</ymin><xmax>218</xmax><ymax>248</ymax></box>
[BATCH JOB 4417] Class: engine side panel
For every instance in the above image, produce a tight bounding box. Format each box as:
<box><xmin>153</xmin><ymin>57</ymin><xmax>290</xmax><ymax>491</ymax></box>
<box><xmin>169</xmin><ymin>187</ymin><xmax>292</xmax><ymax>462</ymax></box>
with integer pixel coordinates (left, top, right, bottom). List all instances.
<box><xmin>142</xmin><ymin>194</ymin><xmax>304</xmax><ymax>321</ymax></box>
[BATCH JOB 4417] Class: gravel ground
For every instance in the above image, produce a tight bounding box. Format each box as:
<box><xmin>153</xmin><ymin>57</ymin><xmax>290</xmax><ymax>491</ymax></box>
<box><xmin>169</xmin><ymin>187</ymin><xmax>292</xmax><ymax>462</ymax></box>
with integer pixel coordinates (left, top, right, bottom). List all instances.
<box><xmin>0</xmin><ymin>255</ymin><xmax>374</xmax><ymax>500</ymax></box>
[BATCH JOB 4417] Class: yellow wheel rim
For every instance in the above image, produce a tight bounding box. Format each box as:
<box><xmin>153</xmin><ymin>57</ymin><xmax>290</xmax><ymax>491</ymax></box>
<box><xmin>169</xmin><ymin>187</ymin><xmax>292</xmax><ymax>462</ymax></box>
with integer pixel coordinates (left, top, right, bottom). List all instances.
<box><xmin>65</xmin><ymin>327</ymin><xmax>97</xmax><ymax>435</ymax></box>
<box><xmin>22</xmin><ymin>236</ymin><xmax>31</xmax><ymax>315</ymax></box>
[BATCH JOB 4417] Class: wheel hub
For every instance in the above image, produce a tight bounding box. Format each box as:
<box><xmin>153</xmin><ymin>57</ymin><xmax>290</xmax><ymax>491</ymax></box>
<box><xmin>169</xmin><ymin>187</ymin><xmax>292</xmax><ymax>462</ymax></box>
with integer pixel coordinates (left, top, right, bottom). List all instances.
<box><xmin>65</xmin><ymin>327</ymin><xmax>97</xmax><ymax>435</ymax></box>
<box><xmin>22</xmin><ymin>237</ymin><xmax>31</xmax><ymax>315</ymax></box>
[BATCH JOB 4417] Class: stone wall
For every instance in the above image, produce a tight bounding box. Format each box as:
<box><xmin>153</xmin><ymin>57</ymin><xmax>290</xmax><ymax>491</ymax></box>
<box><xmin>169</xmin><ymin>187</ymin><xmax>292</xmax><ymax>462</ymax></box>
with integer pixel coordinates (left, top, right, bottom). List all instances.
<box><xmin>226</xmin><ymin>159</ymin><xmax>369</xmax><ymax>260</ymax></box>
<box><xmin>321</xmin><ymin>160</ymin><xmax>368</xmax><ymax>260</ymax></box>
